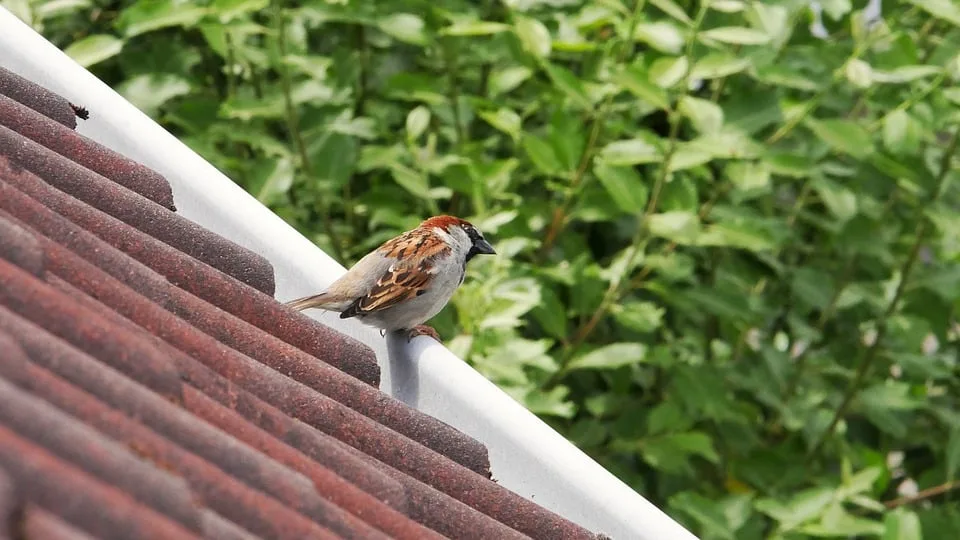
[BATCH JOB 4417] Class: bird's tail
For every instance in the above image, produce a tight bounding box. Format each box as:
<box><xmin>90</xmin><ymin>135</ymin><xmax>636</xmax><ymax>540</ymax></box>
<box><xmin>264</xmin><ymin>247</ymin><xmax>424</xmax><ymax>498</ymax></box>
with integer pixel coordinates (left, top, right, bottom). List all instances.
<box><xmin>284</xmin><ymin>292</ymin><xmax>331</xmax><ymax>312</ymax></box>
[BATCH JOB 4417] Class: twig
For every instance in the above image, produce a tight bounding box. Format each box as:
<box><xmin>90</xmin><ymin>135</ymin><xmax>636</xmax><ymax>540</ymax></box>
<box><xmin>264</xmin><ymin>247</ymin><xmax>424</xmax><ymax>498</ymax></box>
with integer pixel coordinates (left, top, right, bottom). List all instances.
<box><xmin>272</xmin><ymin>0</ymin><xmax>345</xmax><ymax>261</ymax></box>
<box><xmin>807</xmin><ymin>126</ymin><xmax>960</xmax><ymax>459</ymax></box>
<box><xmin>884</xmin><ymin>480</ymin><xmax>960</xmax><ymax>509</ymax></box>
<box><xmin>537</xmin><ymin>0</ymin><xmax>647</xmax><ymax>260</ymax></box>
<box><xmin>443</xmin><ymin>38</ymin><xmax>466</xmax><ymax>148</ymax></box>
<box><xmin>558</xmin><ymin>1</ymin><xmax>711</xmax><ymax>361</ymax></box>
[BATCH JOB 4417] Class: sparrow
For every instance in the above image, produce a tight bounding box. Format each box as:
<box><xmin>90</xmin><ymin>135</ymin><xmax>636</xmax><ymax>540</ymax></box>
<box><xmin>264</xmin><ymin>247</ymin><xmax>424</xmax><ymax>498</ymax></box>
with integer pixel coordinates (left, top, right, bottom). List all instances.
<box><xmin>285</xmin><ymin>215</ymin><xmax>496</xmax><ymax>341</ymax></box>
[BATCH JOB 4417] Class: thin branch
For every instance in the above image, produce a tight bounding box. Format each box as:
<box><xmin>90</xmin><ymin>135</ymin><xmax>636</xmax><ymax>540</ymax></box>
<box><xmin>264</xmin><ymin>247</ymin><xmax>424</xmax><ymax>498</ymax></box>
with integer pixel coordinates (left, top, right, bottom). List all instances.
<box><xmin>807</xmin><ymin>126</ymin><xmax>960</xmax><ymax>458</ymax></box>
<box><xmin>885</xmin><ymin>480</ymin><xmax>960</xmax><ymax>509</ymax></box>
<box><xmin>537</xmin><ymin>0</ymin><xmax>647</xmax><ymax>260</ymax></box>
<box><xmin>557</xmin><ymin>1</ymin><xmax>711</xmax><ymax>362</ymax></box>
<box><xmin>272</xmin><ymin>0</ymin><xmax>344</xmax><ymax>261</ymax></box>
<box><xmin>443</xmin><ymin>38</ymin><xmax>466</xmax><ymax>148</ymax></box>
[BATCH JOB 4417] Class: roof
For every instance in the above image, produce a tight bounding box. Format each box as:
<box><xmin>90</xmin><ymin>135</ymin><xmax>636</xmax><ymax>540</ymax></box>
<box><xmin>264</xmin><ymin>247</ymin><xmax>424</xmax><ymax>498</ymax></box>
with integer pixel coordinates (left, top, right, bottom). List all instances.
<box><xmin>0</xmin><ymin>7</ymin><xmax>700</xmax><ymax>540</ymax></box>
<box><xmin>0</xmin><ymin>65</ymin><xmax>611</xmax><ymax>539</ymax></box>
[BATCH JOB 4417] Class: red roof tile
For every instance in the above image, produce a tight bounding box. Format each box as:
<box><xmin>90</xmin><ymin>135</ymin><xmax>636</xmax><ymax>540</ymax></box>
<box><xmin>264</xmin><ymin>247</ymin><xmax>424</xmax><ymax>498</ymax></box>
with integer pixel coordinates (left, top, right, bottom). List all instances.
<box><xmin>0</xmin><ymin>65</ymin><xmax>604</xmax><ymax>539</ymax></box>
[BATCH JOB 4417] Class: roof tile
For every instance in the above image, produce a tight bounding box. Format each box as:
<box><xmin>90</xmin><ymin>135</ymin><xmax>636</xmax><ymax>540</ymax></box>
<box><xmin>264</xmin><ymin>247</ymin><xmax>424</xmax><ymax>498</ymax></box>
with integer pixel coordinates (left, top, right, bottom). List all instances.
<box><xmin>22</xmin><ymin>507</ymin><xmax>99</xmax><ymax>540</ymax></box>
<box><xmin>0</xmin><ymin>161</ymin><xmax>381</xmax><ymax>386</ymax></box>
<box><xmin>0</xmin><ymin>124</ymin><xmax>276</xmax><ymax>296</ymax></box>
<box><xmin>0</xmin><ymin>66</ymin><xmax>75</xmax><ymax>128</ymax></box>
<box><xmin>0</xmin><ymin>68</ymin><xmax>606</xmax><ymax>540</ymax></box>
<box><xmin>0</xmin><ymin>93</ymin><xmax>175</xmax><ymax>210</ymax></box>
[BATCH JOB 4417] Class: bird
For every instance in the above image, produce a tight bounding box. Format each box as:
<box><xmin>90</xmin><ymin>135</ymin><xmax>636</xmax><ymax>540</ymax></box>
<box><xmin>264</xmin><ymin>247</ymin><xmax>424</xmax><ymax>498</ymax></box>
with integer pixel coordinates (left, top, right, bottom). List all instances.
<box><xmin>284</xmin><ymin>215</ymin><xmax>496</xmax><ymax>341</ymax></box>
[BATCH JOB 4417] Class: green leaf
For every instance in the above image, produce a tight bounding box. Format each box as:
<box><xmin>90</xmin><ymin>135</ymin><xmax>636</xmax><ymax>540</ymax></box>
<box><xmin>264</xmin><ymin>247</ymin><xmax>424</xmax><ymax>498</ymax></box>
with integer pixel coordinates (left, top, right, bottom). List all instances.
<box><xmin>697</xmin><ymin>219</ymin><xmax>784</xmax><ymax>252</ymax></box>
<box><xmin>116</xmin><ymin>0</ymin><xmax>209</xmax><ymax>37</ymax></box>
<box><xmin>599</xmin><ymin>137</ymin><xmax>663</xmax><ymax>166</ymax></box>
<box><xmin>211</xmin><ymin>0</ymin><xmax>268</xmax><ymax>22</ymax></box>
<box><xmin>310</xmin><ymin>133</ymin><xmax>355</xmax><ymax>189</ymax></box>
<box><xmin>531</xmin><ymin>285</ymin><xmax>567</xmax><ymax>339</ymax></box>
<box><xmin>905</xmin><ymin>0</ymin><xmax>960</xmax><ymax>27</ymax></box>
<box><xmin>670</xmin><ymin>492</ymin><xmax>738</xmax><ymax>540</ymax></box>
<box><xmin>678</xmin><ymin>96</ymin><xmax>724</xmax><ymax>134</ymax></box>
<box><xmin>64</xmin><ymin>34</ymin><xmax>124</xmax><ymax>68</ymax></box>
<box><xmin>633</xmin><ymin>21</ymin><xmax>685</xmax><ymax>54</ymax></box>
<box><xmin>845</xmin><ymin>59</ymin><xmax>873</xmax><ymax>88</ymax></box>
<box><xmin>756</xmin><ymin>487</ymin><xmax>835</xmax><ymax>531</ymax></box>
<box><xmin>378</xmin><ymin>13</ymin><xmax>429</xmax><ymax>45</ymax></box>
<box><xmin>611</xmin><ymin>301</ymin><xmax>664</xmax><ymax>333</ymax></box>
<box><xmin>801</xmin><ymin>511</ymin><xmax>885</xmax><ymax>536</ymax></box>
<box><xmin>649</xmin><ymin>0</ymin><xmax>693</xmax><ymax>24</ymax></box>
<box><xmin>518</xmin><ymin>385</ymin><xmax>576</xmax><ymax>418</ymax></box>
<box><xmin>405</xmin><ymin>105</ymin><xmax>431</xmax><ymax>140</ymax></box>
<box><xmin>726</xmin><ymin>161</ymin><xmax>771</xmax><ymax>200</ymax></box>
<box><xmin>873</xmin><ymin>65</ymin><xmax>942</xmax><ymax>84</ymax></box>
<box><xmin>883</xmin><ymin>109</ymin><xmax>921</xmax><ymax>155</ymax></box>
<box><xmin>614</xmin><ymin>64</ymin><xmax>669</xmax><ymax>110</ymax></box>
<box><xmin>691</xmin><ymin>54</ymin><xmax>751</xmax><ymax>79</ymax></box>
<box><xmin>805</xmin><ymin>118</ymin><xmax>874</xmax><ymax>159</ymax></box>
<box><xmin>648</xmin><ymin>211</ymin><xmax>701</xmax><ymax>244</ymax></box>
<box><xmin>389</xmin><ymin>163</ymin><xmax>432</xmax><ymax>198</ymax></box>
<box><xmin>593</xmin><ymin>161</ymin><xmax>649</xmax><ymax>214</ymax></box>
<box><xmin>883</xmin><ymin>508</ymin><xmax>923</xmax><ymax>540</ymax></box>
<box><xmin>479</xmin><ymin>108</ymin><xmax>521</xmax><ymax>140</ymax></box>
<box><xmin>440</xmin><ymin>20</ymin><xmax>510</xmax><ymax>36</ymax></box>
<box><xmin>543</xmin><ymin>62</ymin><xmax>593</xmax><ymax>109</ymax></box>
<box><xmin>747</xmin><ymin>3</ymin><xmax>790</xmax><ymax>45</ymax></box>
<box><xmin>250</xmin><ymin>157</ymin><xmax>294</xmax><ymax>205</ymax></box>
<box><xmin>812</xmin><ymin>176</ymin><xmax>858</xmax><ymax>222</ymax></box>
<box><xmin>668</xmin><ymin>142</ymin><xmax>715</xmax><ymax>171</ymax></box>
<box><xmin>700</xmin><ymin>26</ymin><xmax>771</xmax><ymax>45</ymax></box>
<box><xmin>650</xmin><ymin>55</ymin><xmax>690</xmax><ymax>88</ymax></box>
<box><xmin>515</xmin><ymin>16</ymin><xmax>551</xmax><ymax>58</ymax></box>
<box><xmin>522</xmin><ymin>134</ymin><xmax>564</xmax><ymax>175</ymax></box>
<box><xmin>839</xmin><ymin>465</ymin><xmax>883</xmax><ymax>497</ymax></box>
<box><xmin>567</xmin><ymin>343</ymin><xmax>648</xmax><ymax>371</ymax></box>
<box><xmin>640</xmin><ymin>432</ymin><xmax>720</xmax><ymax>474</ymax></box>
<box><xmin>117</xmin><ymin>73</ymin><xmax>192</xmax><ymax>116</ymax></box>
<box><xmin>489</xmin><ymin>66</ymin><xmax>533</xmax><ymax>96</ymax></box>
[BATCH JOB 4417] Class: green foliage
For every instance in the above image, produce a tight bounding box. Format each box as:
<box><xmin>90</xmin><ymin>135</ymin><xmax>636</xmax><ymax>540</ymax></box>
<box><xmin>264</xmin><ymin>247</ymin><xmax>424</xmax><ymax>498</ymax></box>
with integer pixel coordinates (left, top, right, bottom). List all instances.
<box><xmin>10</xmin><ymin>0</ymin><xmax>960</xmax><ymax>536</ymax></box>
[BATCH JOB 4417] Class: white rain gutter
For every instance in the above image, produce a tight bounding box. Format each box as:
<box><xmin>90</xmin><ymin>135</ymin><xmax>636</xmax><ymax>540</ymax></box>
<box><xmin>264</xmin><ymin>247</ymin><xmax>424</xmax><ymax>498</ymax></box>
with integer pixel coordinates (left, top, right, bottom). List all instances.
<box><xmin>0</xmin><ymin>7</ymin><xmax>698</xmax><ymax>539</ymax></box>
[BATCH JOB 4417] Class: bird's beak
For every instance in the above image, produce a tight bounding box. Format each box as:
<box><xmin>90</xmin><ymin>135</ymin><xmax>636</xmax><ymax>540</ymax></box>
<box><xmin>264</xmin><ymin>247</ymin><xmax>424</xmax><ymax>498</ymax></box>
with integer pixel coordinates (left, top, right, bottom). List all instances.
<box><xmin>474</xmin><ymin>238</ymin><xmax>496</xmax><ymax>255</ymax></box>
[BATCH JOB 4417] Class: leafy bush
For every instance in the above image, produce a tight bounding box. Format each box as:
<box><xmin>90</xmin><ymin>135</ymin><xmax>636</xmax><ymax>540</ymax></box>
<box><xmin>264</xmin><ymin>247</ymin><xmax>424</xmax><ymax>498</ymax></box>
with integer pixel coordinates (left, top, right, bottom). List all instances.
<box><xmin>8</xmin><ymin>0</ymin><xmax>960</xmax><ymax>537</ymax></box>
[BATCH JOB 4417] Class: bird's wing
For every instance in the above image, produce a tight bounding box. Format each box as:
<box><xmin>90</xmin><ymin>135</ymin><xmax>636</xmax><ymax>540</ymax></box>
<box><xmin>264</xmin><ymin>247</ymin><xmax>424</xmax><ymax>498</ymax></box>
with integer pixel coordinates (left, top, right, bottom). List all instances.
<box><xmin>340</xmin><ymin>229</ymin><xmax>451</xmax><ymax>319</ymax></box>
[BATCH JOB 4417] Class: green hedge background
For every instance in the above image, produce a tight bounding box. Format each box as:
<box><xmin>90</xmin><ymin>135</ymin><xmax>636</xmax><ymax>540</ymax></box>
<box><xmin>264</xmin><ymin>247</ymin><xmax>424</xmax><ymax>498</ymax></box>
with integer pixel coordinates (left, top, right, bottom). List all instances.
<box><xmin>6</xmin><ymin>0</ymin><xmax>960</xmax><ymax>537</ymax></box>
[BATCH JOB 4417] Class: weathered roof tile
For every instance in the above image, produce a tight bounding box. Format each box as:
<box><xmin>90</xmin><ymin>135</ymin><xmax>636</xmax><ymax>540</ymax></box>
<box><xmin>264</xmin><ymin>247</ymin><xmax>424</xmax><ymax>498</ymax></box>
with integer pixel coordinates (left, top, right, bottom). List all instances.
<box><xmin>0</xmin><ymin>67</ymin><xmax>603</xmax><ymax>540</ymax></box>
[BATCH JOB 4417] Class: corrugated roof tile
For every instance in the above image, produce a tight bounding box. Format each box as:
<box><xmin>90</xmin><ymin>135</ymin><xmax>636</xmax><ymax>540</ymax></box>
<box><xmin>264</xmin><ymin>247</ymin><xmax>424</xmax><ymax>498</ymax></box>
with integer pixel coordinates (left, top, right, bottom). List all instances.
<box><xmin>0</xmin><ymin>67</ymin><xmax>607</xmax><ymax>540</ymax></box>
<box><xmin>0</xmin><ymin>93</ymin><xmax>176</xmax><ymax>210</ymax></box>
<box><xmin>0</xmin><ymin>66</ymin><xmax>76</xmax><ymax>128</ymax></box>
<box><xmin>0</xmin><ymin>162</ymin><xmax>381</xmax><ymax>386</ymax></box>
<box><xmin>0</xmin><ymin>124</ymin><xmax>276</xmax><ymax>296</ymax></box>
<box><xmin>22</xmin><ymin>506</ymin><xmax>99</xmax><ymax>540</ymax></box>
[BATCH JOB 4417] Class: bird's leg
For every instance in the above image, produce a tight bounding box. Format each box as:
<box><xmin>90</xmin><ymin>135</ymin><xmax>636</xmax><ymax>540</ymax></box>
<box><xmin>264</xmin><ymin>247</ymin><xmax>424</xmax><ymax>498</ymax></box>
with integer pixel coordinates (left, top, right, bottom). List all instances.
<box><xmin>405</xmin><ymin>325</ymin><xmax>440</xmax><ymax>342</ymax></box>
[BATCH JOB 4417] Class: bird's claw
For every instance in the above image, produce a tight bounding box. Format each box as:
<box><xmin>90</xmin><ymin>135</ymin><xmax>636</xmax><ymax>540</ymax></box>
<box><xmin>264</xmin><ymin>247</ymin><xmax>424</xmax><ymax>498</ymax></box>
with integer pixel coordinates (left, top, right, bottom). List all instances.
<box><xmin>405</xmin><ymin>325</ymin><xmax>440</xmax><ymax>342</ymax></box>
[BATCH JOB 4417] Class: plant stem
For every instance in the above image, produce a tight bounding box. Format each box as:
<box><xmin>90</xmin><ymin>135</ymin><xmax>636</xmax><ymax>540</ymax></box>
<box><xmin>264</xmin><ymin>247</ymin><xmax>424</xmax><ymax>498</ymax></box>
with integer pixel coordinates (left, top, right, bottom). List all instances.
<box><xmin>561</xmin><ymin>1</ymin><xmax>710</xmax><ymax>357</ymax></box>
<box><xmin>272</xmin><ymin>0</ymin><xmax>344</xmax><ymax>261</ymax></box>
<box><xmin>869</xmin><ymin>71</ymin><xmax>947</xmax><ymax>132</ymax></box>
<box><xmin>782</xmin><ymin>255</ymin><xmax>857</xmax><ymax>401</ymax></box>
<box><xmin>443</xmin><ymin>38</ymin><xmax>466</xmax><ymax>148</ymax></box>
<box><xmin>807</xmin><ymin>126</ymin><xmax>960</xmax><ymax>458</ymax></box>
<box><xmin>884</xmin><ymin>479</ymin><xmax>960</xmax><ymax>509</ymax></box>
<box><xmin>537</xmin><ymin>0</ymin><xmax>647</xmax><ymax>261</ymax></box>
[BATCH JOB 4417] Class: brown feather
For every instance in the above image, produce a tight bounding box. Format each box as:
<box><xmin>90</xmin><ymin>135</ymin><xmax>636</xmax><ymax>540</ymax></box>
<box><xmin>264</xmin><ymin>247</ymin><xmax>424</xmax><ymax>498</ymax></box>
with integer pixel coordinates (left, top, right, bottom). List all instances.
<box><xmin>340</xmin><ymin>226</ymin><xmax>451</xmax><ymax>319</ymax></box>
<box><xmin>284</xmin><ymin>292</ymin><xmax>332</xmax><ymax>312</ymax></box>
